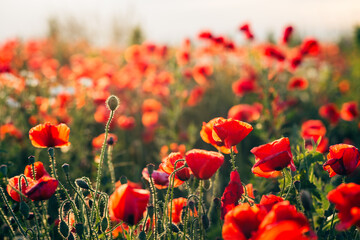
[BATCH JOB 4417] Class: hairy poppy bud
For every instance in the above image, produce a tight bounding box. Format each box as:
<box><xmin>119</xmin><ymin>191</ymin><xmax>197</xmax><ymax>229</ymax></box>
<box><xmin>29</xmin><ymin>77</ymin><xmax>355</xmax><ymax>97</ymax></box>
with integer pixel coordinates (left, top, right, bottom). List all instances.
<box><xmin>107</xmin><ymin>137</ymin><xmax>114</xmax><ymax>146</ymax></box>
<box><xmin>59</xmin><ymin>221</ymin><xmax>70</xmax><ymax>238</ymax></box>
<box><xmin>48</xmin><ymin>147</ymin><xmax>54</xmax><ymax>158</ymax></box>
<box><xmin>62</xmin><ymin>163</ymin><xmax>69</xmax><ymax>175</ymax></box>
<box><xmin>106</xmin><ymin>95</ymin><xmax>120</xmax><ymax>111</ymax></box>
<box><xmin>170</xmin><ymin>223</ymin><xmax>180</xmax><ymax>233</ymax></box>
<box><xmin>0</xmin><ymin>165</ymin><xmax>7</xmax><ymax>177</ymax></box>
<box><xmin>28</xmin><ymin>156</ymin><xmax>35</xmax><ymax>164</ymax></box>
<box><xmin>147</xmin><ymin>164</ymin><xmax>155</xmax><ymax>176</ymax></box>
<box><xmin>138</xmin><ymin>231</ymin><xmax>146</xmax><ymax>240</ymax></box>
<box><xmin>101</xmin><ymin>217</ymin><xmax>108</xmax><ymax>232</ymax></box>
<box><xmin>75</xmin><ymin>179</ymin><xmax>90</xmax><ymax>190</ymax></box>
<box><xmin>75</xmin><ymin>223</ymin><xmax>84</xmax><ymax>237</ymax></box>
<box><xmin>188</xmin><ymin>200</ymin><xmax>195</xmax><ymax>212</ymax></box>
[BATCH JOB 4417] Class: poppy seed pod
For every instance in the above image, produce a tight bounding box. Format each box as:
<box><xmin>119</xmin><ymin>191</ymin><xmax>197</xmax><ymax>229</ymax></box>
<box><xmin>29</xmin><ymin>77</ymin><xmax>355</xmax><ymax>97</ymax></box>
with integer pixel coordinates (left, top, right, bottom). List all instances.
<box><xmin>106</xmin><ymin>95</ymin><xmax>120</xmax><ymax>111</ymax></box>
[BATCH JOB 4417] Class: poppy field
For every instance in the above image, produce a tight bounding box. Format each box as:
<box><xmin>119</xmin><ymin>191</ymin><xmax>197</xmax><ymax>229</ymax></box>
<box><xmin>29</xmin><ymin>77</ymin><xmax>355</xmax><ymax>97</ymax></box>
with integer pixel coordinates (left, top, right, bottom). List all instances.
<box><xmin>1</xmin><ymin>24</ymin><xmax>360</xmax><ymax>239</ymax></box>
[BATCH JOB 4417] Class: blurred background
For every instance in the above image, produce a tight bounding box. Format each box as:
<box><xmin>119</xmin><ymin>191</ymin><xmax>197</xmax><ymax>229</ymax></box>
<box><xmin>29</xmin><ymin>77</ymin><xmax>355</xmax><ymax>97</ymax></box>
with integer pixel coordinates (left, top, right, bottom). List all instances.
<box><xmin>1</xmin><ymin>0</ymin><xmax>360</xmax><ymax>45</ymax></box>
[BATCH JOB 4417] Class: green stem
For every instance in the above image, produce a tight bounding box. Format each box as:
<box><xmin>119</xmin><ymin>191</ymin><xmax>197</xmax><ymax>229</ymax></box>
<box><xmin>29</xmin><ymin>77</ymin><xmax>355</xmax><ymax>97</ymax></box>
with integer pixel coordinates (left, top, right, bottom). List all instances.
<box><xmin>198</xmin><ymin>180</ymin><xmax>204</xmax><ymax>240</ymax></box>
<box><xmin>66</xmin><ymin>175</ymin><xmax>92</xmax><ymax>238</ymax></box>
<box><xmin>149</xmin><ymin>175</ymin><xmax>158</xmax><ymax>239</ymax></box>
<box><xmin>327</xmin><ymin>206</ymin><xmax>336</xmax><ymax>240</ymax></box>
<box><xmin>107</xmin><ymin>145</ymin><xmax>116</xmax><ymax>191</ymax></box>
<box><xmin>92</xmin><ymin>110</ymin><xmax>115</xmax><ymax>226</ymax></box>
<box><xmin>280</xmin><ymin>169</ymin><xmax>286</xmax><ymax>197</ymax></box>
<box><xmin>48</xmin><ymin>148</ymin><xmax>80</xmax><ymax>222</ymax></box>
<box><xmin>229</xmin><ymin>148</ymin><xmax>237</xmax><ymax>171</ymax></box>
<box><xmin>0</xmin><ymin>187</ymin><xmax>27</xmax><ymax>238</ymax></box>
<box><xmin>0</xmin><ymin>206</ymin><xmax>15</xmax><ymax>237</ymax></box>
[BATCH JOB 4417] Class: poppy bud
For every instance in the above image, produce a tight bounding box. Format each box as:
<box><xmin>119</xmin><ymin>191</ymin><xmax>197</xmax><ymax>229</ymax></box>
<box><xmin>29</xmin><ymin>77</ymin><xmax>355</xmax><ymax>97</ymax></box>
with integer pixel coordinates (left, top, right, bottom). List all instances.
<box><xmin>75</xmin><ymin>223</ymin><xmax>84</xmax><ymax>237</ymax></box>
<box><xmin>101</xmin><ymin>217</ymin><xmax>108</xmax><ymax>232</ymax></box>
<box><xmin>138</xmin><ymin>231</ymin><xmax>146</xmax><ymax>240</ymax></box>
<box><xmin>62</xmin><ymin>163</ymin><xmax>69</xmax><ymax>175</ymax></box>
<box><xmin>28</xmin><ymin>156</ymin><xmax>35</xmax><ymax>164</ymax></box>
<box><xmin>188</xmin><ymin>200</ymin><xmax>195</xmax><ymax>212</ymax></box>
<box><xmin>120</xmin><ymin>176</ymin><xmax>127</xmax><ymax>184</ymax></box>
<box><xmin>106</xmin><ymin>95</ymin><xmax>120</xmax><ymax>111</ymax></box>
<box><xmin>147</xmin><ymin>164</ymin><xmax>155</xmax><ymax>176</ymax></box>
<box><xmin>0</xmin><ymin>165</ymin><xmax>7</xmax><ymax>177</ymax></box>
<box><xmin>48</xmin><ymin>147</ymin><xmax>54</xmax><ymax>158</ymax></box>
<box><xmin>89</xmin><ymin>199</ymin><xmax>93</xmax><ymax>208</ymax></box>
<box><xmin>300</xmin><ymin>190</ymin><xmax>313</xmax><ymax>211</ymax></box>
<box><xmin>75</xmin><ymin>179</ymin><xmax>90</xmax><ymax>190</ymax></box>
<box><xmin>170</xmin><ymin>223</ymin><xmax>180</xmax><ymax>233</ymax></box>
<box><xmin>9</xmin><ymin>217</ymin><xmax>15</xmax><ymax>224</ymax></box>
<box><xmin>59</xmin><ymin>221</ymin><xmax>70</xmax><ymax>238</ymax></box>
<box><xmin>107</xmin><ymin>137</ymin><xmax>114</xmax><ymax>146</ymax></box>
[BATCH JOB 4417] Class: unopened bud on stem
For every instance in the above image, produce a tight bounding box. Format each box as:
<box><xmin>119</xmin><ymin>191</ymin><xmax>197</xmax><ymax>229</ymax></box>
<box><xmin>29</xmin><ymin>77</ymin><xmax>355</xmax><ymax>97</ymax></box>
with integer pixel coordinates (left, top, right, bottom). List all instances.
<box><xmin>106</xmin><ymin>95</ymin><xmax>120</xmax><ymax>111</ymax></box>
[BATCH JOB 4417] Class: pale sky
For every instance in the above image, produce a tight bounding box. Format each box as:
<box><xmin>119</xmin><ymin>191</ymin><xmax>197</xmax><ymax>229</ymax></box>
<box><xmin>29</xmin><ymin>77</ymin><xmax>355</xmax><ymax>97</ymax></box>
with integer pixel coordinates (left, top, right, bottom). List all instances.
<box><xmin>1</xmin><ymin>0</ymin><xmax>360</xmax><ymax>45</ymax></box>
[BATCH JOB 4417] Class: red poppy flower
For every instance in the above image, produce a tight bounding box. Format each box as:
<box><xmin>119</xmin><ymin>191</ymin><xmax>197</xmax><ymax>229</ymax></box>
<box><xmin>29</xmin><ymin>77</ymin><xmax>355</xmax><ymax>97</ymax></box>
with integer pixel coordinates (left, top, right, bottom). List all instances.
<box><xmin>159</xmin><ymin>152</ymin><xmax>191</xmax><ymax>181</ymax></box>
<box><xmin>222</xmin><ymin>203</ymin><xmax>266</xmax><ymax>240</ymax></box>
<box><xmin>244</xmin><ymin>183</ymin><xmax>255</xmax><ymax>199</ymax></box>
<box><xmin>300</xmin><ymin>38</ymin><xmax>320</xmax><ymax>56</ymax></box>
<box><xmin>221</xmin><ymin>170</ymin><xmax>244</xmax><ymax>219</ymax></box>
<box><xmin>258</xmin><ymin>194</ymin><xmax>284</xmax><ymax>212</ymax></box>
<box><xmin>142</xmin><ymin>99</ymin><xmax>162</xmax><ymax>113</ymax></box>
<box><xmin>198</xmin><ymin>30</ymin><xmax>213</xmax><ymax>40</ymax></box>
<box><xmin>323</xmin><ymin>144</ymin><xmax>360</xmax><ymax>177</ymax></box>
<box><xmin>24</xmin><ymin>161</ymin><xmax>49</xmax><ymax>180</ymax></box>
<box><xmin>255</xmin><ymin>201</ymin><xmax>316</xmax><ymax>240</ymax></box>
<box><xmin>29</xmin><ymin>122</ymin><xmax>70</xmax><ymax>148</ymax></box>
<box><xmin>192</xmin><ymin>65</ymin><xmax>213</xmax><ymax>86</ymax></box>
<box><xmin>212</xmin><ymin>118</ymin><xmax>253</xmax><ymax>149</ymax></box>
<box><xmin>239</xmin><ymin>23</ymin><xmax>254</xmax><ymax>40</ymax></box>
<box><xmin>282</xmin><ymin>26</ymin><xmax>293</xmax><ymax>44</ymax></box>
<box><xmin>142</xmin><ymin>168</ymin><xmax>170</xmax><ymax>189</ymax></box>
<box><xmin>117</xmin><ymin>116</ymin><xmax>135</xmax><ymax>130</ymax></box>
<box><xmin>185</xmin><ymin>149</ymin><xmax>224</xmax><ymax>180</ymax></box>
<box><xmin>25</xmin><ymin>176</ymin><xmax>58</xmax><ymax>201</ymax></box>
<box><xmin>264</xmin><ymin>46</ymin><xmax>286</xmax><ymax>62</ymax></box>
<box><xmin>7</xmin><ymin>176</ymin><xmax>36</xmax><ymax>202</ymax></box>
<box><xmin>109</xmin><ymin>182</ymin><xmax>150</xmax><ymax>225</ymax></box>
<box><xmin>338</xmin><ymin>80</ymin><xmax>350</xmax><ymax>94</ymax></box>
<box><xmin>287</xmin><ymin>77</ymin><xmax>308</xmax><ymax>91</ymax></box>
<box><xmin>290</xmin><ymin>55</ymin><xmax>302</xmax><ymax>70</ymax></box>
<box><xmin>92</xmin><ymin>133</ymin><xmax>117</xmax><ymax>149</ymax></box>
<box><xmin>142</xmin><ymin>112</ymin><xmax>159</xmax><ymax>128</ymax></box>
<box><xmin>187</xmin><ymin>86</ymin><xmax>205</xmax><ymax>107</ymax></box>
<box><xmin>200</xmin><ymin>117</ymin><xmax>233</xmax><ymax>154</ymax></box>
<box><xmin>0</xmin><ymin>123</ymin><xmax>22</xmax><ymax>139</ymax></box>
<box><xmin>251</xmin><ymin>137</ymin><xmax>295</xmax><ymax>178</ymax></box>
<box><xmin>327</xmin><ymin>183</ymin><xmax>360</xmax><ymax>230</ymax></box>
<box><xmin>301</xmin><ymin>120</ymin><xmax>328</xmax><ymax>153</ymax></box>
<box><xmin>232</xmin><ymin>78</ymin><xmax>257</xmax><ymax>97</ymax></box>
<box><xmin>340</xmin><ymin>101</ymin><xmax>358</xmax><ymax>121</ymax></box>
<box><xmin>319</xmin><ymin>103</ymin><xmax>340</xmax><ymax>125</ymax></box>
<box><xmin>228</xmin><ymin>103</ymin><xmax>262</xmax><ymax>123</ymax></box>
<box><xmin>168</xmin><ymin>197</ymin><xmax>197</xmax><ymax>224</ymax></box>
